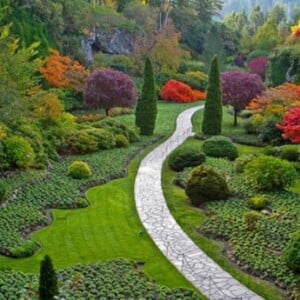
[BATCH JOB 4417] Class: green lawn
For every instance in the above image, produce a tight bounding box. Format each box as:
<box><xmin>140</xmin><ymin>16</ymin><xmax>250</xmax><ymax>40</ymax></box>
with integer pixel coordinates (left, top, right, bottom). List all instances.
<box><xmin>0</xmin><ymin>101</ymin><xmax>205</xmax><ymax>296</ymax></box>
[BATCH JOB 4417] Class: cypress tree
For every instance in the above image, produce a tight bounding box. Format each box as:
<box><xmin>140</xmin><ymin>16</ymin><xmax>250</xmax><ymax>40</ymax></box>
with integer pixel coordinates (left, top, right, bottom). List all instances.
<box><xmin>39</xmin><ymin>255</ymin><xmax>58</xmax><ymax>300</ymax></box>
<box><xmin>135</xmin><ymin>56</ymin><xmax>157</xmax><ymax>135</ymax></box>
<box><xmin>201</xmin><ymin>55</ymin><xmax>222</xmax><ymax>136</ymax></box>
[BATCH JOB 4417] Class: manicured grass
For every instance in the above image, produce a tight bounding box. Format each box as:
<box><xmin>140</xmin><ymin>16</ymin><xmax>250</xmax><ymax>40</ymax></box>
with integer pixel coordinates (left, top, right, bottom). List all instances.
<box><xmin>162</xmin><ymin>138</ymin><xmax>286</xmax><ymax>300</ymax></box>
<box><xmin>0</xmin><ymin>101</ymin><xmax>205</xmax><ymax>297</ymax></box>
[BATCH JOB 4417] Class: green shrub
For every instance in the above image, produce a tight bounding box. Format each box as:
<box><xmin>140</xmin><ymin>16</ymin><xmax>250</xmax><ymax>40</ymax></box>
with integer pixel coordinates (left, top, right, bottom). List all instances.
<box><xmin>174</xmin><ymin>71</ymin><xmax>207</xmax><ymax>90</ymax></box>
<box><xmin>243</xmin><ymin>114</ymin><xmax>264</xmax><ymax>134</ymax></box>
<box><xmin>185</xmin><ymin>166</ymin><xmax>229</xmax><ymax>206</ymax></box>
<box><xmin>4</xmin><ymin>135</ymin><xmax>35</xmax><ymax>168</ymax></box>
<box><xmin>0</xmin><ymin>181</ymin><xmax>7</xmax><ymax>203</ymax></box>
<box><xmin>234</xmin><ymin>153</ymin><xmax>259</xmax><ymax>173</ymax></box>
<box><xmin>262</xmin><ymin>145</ymin><xmax>277</xmax><ymax>156</ymax></box>
<box><xmin>247</xmin><ymin>49</ymin><xmax>269</xmax><ymax>62</ymax></box>
<box><xmin>258</xmin><ymin>116</ymin><xmax>284</xmax><ymax>145</ymax></box>
<box><xmin>0</xmin><ymin>142</ymin><xmax>9</xmax><ymax>170</ymax></box>
<box><xmin>284</xmin><ymin>231</ymin><xmax>300</xmax><ymax>273</ymax></box>
<box><xmin>278</xmin><ymin>145</ymin><xmax>299</xmax><ymax>162</ymax></box>
<box><xmin>248</xmin><ymin>196</ymin><xmax>268</xmax><ymax>210</ymax></box>
<box><xmin>243</xmin><ymin>211</ymin><xmax>260</xmax><ymax>231</ymax></box>
<box><xmin>64</xmin><ymin>131</ymin><xmax>98</xmax><ymax>154</ymax></box>
<box><xmin>84</xmin><ymin>128</ymin><xmax>116</xmax><ymax>149</ymax></box>
<box><xmin>67</xmin><ymin>161</ymin><xmax>92</xmax><ymax>179</ymax></box>
<box><xmin>115</xmin><ymin>134</ymin><xmax>129</xmax><ymax>148</ymax></box>
<box><xmin>202</xmin><ymin>135</ymin><xmax>238</xmax><ymax>160</ymax></box>
<box><xmin>168</xmin><ymin>146</ymin><xmax>206</xmax><ymax>172</ymax></box>
<box><xmin>10</xmin><ymin>240</ymin><xmax>37</xmax><ymax>257</ymax></box>
<box><xmin>244</xmin><ymin>155</ymin><xmax>298</xmax><ymax>191</ymax></box>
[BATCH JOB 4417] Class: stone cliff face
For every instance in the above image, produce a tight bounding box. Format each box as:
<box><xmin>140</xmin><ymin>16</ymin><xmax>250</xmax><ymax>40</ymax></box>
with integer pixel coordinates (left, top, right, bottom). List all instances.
<box><xmin>82</xmin><ymin>28</ymin><xmax>134</xmax><ymax>65</ymax></box>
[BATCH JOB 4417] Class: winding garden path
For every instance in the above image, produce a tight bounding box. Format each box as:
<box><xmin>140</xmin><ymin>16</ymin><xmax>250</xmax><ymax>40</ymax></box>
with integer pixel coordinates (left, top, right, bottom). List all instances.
<box><xmin>134</xmin><ymin>106</ymin><xmax>262</xmax><ymax>300</ymax></box>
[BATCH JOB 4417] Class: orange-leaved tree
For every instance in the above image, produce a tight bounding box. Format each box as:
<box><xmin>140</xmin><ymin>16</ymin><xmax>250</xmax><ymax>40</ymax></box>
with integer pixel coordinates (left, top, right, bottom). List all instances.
<box><xmin>39</xmin><ymin>49</ymin><xmax>88</xmax><ymax>94</ymax></box>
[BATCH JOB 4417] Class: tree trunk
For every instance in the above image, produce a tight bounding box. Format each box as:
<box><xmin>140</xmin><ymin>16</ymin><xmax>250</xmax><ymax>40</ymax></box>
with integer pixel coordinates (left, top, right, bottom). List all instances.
<box><xmin>105</xmin><ymin>108</ymin><xmax>109</xmax><ymax>116</ymax></box>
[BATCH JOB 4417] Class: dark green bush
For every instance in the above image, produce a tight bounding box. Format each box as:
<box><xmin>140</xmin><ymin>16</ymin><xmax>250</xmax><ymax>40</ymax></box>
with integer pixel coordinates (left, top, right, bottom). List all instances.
<box><xmin>185</xmin><ymin>166</ymin><xmax>229</xmax><ymax>206</ymax></box>
<box><xmin>248</xmin><ymin>196</ymin><xmax>268</xmax><ymax>210</ymax></box>
<box><xmin>247</xmin><ymin>49</ymin><xmax>269</xmax><ymax>62</ymax></box>
<box><xmin>4</xmin><ymin>135</ymin><xmax>35</xmax><ymax>168</ymax></box>
<box><xmin>234</xmin><ymin>153</ymin><xmax>259</xmax><ymax>173</ymax></box>
<box><xmin>258</xmin><ymin>116</ymin><xmax>285</xmax><ymax>145</ymax></box>
<box><xmin>262</xmin><ymin>145</ymin><xmax>278</xmax><ymax>156</ymax></box>
<box><xmin>168</xmin><ymin>146</ymin><xmax>206</xmax><ymax>172</ymax></box>
<box><xmin>244</xmin><ymin>155</ymin><xmax>298</xmax><ymax>191</ymax></box>
<box><xmin>64</xmin><ymin>131</ymin><xmax>98</xmax><ymax>154</ymax></box>
<box><xmin>278</xmin><ymin>145</ymin><xmax>299</xmax><ymax>162</ymax></box>
<box><xmin>10</xmin><ymin>240</ymin><xmax>37</xmax><ymax>258</ymax></box>
<box><xmin>202</xmin><ymin>135</ymin><xmax>238</xmax><ymax>160</ymax></box>
<box><xmin>243</xmin><ymin>211</ymin><xmax>260</xmax><ymax>231</ymax></box>
<box><xmin>115</xmin><ymin>134</ymin><xmax>129</xmax><ymax>148</ymax></box>
<box><xmin>284</xmin><ymin>231</ymin><xmax>300</xmax><ymax>273</ymax></box>
<box><xmin>67</xmin><ymin>161</ymin><xmax>92</xmax><ymax>179</ymax></box>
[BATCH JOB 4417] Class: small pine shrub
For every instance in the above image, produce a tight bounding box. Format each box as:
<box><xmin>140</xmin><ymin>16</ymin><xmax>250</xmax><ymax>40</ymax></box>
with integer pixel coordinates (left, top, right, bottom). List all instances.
<box><xmin>185</xmin><ymin>166</ymin><xmax>229</xmax><ymax>206</ymax></box>
<box><xmin>243</xmin><ymin>211</ymin><xmax>260</xmax><ymax>231</ymax></box>
<box><xmin>4</xmin><ymin>135</ymin><xmax>35</xmax><ymax>168</ymax></box>
<box><xmin>202</xmin><ymin>135</ymin><xmax>238</xmax><ymax>160</ymax></box>
<box><xmin>244</xmin><ymin>155</ymin><xmax>298</xmax><ymax>191</ymax></box>
<box><xmin>168</xmin><ymin>146</ymin><xmax>206</xmax><ymax>171</ymax></box>
<box><xmin>278</xmin><ymin>145</ymin><xmax>299</xmax><ymax>162</ymax></box>
<box><xmin>284</xmin><ymin>231</ymin><xmax>300</xmax><ymax>273</ymax></box>
<box><xmin>67</xmin><ymin>161</ymin><xmax>92</xmax><ymax>179</ymax></box>
<box><xmin>234</xmin><ymin>153</ymin><xmax>259</xmax><ymax>173</ymax></box>
<box><xmin>115</xmin><ymin>134</ymin><xmax>129</xmax><ymax>148</ymax></box>
<box><xmin>248</xmin><ymin>196</ymin><xmax>268</xmax><ymax>210</ymax></box>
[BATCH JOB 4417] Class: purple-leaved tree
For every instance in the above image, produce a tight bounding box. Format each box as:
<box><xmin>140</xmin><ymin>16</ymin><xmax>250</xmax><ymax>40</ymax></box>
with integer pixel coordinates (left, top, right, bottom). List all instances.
<box><xmin>221</xmin><ymin>71</ymin><xmax>264</xmax><ymax>126</ymax></box>
<box><xmin>84</xmin><ymin>69</ymin><xmax>137</xmax><ymax>115</ymax></box>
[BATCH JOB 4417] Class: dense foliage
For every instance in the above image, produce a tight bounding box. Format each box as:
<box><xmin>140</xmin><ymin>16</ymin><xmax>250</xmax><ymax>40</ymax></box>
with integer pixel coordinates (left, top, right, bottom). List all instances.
<box><xmin>84</xmin><ymin>69</ymin><xmax>137</xmax><ymax>115</ymax></box>
<box><xmin>201</xmin><ymin>56</ymin><xmax>222</xmax><ymax>136</ymax></box>
<box><xmin>135</xmin><ymin>57</ymin><xmax>157</xmax><ymax>135</ymax></box>
<box><xmin>284</xmin><ymin>231</ymin><xmax>300</xmax><ymax>273</ymax></box>
<box><xmin>185</xmin><ymin>165</ymin><xmax>230</xmax><ymax>206</ymax></box>
<box><xmin>67</xmin><ymin>161</ymin><xmax>92</xmax><ymax>179</ymax></box>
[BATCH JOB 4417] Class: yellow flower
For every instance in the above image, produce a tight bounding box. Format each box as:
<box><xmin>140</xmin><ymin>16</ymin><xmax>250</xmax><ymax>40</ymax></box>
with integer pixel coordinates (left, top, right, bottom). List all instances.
<box><xmin>291</xmin><ymin>20</ymin><xmax>300</xmax><ymax>38</ymax></box>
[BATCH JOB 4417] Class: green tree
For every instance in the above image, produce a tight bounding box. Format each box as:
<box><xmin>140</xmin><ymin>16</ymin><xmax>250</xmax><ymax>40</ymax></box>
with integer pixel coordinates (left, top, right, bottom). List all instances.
<box><xmin>39</xmin><ymin>255</ymin><xmax>58</xmax><ymax>300</ymax></box>
<box><xmin>135</xmin><ymin>56</ymin><xmax>157</xmax><ymax>135</ymax></box>
<box><xmin>201</xmin><ymin>55</ymin><xmax>222</xmax><ymax>136</ymax></box>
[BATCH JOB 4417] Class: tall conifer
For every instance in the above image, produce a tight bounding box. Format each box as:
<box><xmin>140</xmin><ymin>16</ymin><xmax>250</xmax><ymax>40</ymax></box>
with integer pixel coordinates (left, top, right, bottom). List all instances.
<box><xmin>135</xmin><ymin>56</ymin><xmax>157</xmax><ymax>135</ymax></box>
<box><xmin>39</xmin><ymin>255</ymin><xmax>58</xmax><ymax>300</ymax></box>
<box><xmin>202</xmin><ymin>55</ymin><xmax>222</xmax><ymax>136</ymax></box>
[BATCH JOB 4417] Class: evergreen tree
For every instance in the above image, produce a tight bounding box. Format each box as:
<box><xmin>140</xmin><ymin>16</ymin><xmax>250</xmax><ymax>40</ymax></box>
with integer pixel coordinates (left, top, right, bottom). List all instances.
<box><xmin>39</xmin><ymin>255</ymin><xmax>58</xmax><ymax>300</ymax></box>
<box><xmin>135</xmin><ymin>56</ymin><xmax>157</xmax><ymax>135</ymax></box>
<box><xmin>201</xmin><ymin>55</ymin><xmax>222</xmax><ymax>136</ymax></box>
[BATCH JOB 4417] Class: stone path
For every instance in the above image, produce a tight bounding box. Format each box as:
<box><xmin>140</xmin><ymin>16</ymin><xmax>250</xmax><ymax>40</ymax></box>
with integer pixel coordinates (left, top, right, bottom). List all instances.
<box><xmin>134</xmin><ymin>106</ymin><xmax>263</xmax><ymax>300</ymax></box>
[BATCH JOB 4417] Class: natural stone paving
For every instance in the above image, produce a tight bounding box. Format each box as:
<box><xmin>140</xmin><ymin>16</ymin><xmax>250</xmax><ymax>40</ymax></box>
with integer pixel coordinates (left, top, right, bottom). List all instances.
<box><xmin>134</xmin><ymin>106</ymin><xmax>263</xmax><ymax>300</ymax></box>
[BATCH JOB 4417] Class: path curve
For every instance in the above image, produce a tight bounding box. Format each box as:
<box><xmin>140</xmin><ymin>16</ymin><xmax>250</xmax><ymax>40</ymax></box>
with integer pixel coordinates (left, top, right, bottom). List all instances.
<box><xmin>134</xmin><ymin>106</ymin><xmax>262</xmax><ymax>300</ymax></box>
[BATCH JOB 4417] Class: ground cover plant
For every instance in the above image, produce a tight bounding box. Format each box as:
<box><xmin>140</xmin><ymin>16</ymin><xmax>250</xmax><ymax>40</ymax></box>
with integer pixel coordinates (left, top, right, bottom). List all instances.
<box><xmin>0</xmin><ymin>260</ymin><xmax>200</xmax><ymax>299</ymax></box>
<box><xmin>163</xmin><ymin>121</ymin><xmax>300</xmax><ymax>299</ymax></box>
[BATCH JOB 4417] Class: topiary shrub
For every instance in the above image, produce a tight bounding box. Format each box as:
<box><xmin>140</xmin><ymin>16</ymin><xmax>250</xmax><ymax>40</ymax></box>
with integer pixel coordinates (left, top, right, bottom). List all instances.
<box><xmin>202</xmin><ymin>135</ymin><xmax>238</xmax><ymax>160</ymax></box>
<box><xmin>234</xmin><ymin>153</ymin><xmax>259</xmax><ymax>173</ymax></box>
<box><xmin>10</xmin><ymin>240</ymin><xmax>37</xmax><ymax>258</ymax></box>
<box><xmin>185</xmin><ymin>166</ymin><xmax>229</xmax><ymax>206</ymax></box>
<box><xmin>243</xmin><ymin>211</ymin><xmax>260</xmax><ymax>231</ymax></box>
<box><xmin>244</xmin><ymin>155</ymin><xmax>298</xmax><ymax>191</ymax></box>
<box><xmin>168</xmin><ymin>146</ymin><xmax>206</xmax><ymax>172</ymax></box>
<box><xmin>248</xmin><ymin>196</ymin><xmax>268</xmax><ymax>210</ymax></box>
<box><xmin>115</xmin><ymin>134</ymin><xmax>129</xmax><ymax>148</ymax></box>
<box><xmin>4</xmin><ymin>135</ymin><xmax>35</xmax><ymax>168</ymax></box>
<box><xmin>278</xmin><ymin>145</ymin><xmax>299</xmax><ymax>162</ymax></box>
<box><xmin>284</xmin><ymin>231</ymin><xmax>300</xmax><ymax>273</ymax></box>
<box><xmin>67</xmin><ymin>161</ymin><xmax>92</xmax><ymax>179</ymax></box>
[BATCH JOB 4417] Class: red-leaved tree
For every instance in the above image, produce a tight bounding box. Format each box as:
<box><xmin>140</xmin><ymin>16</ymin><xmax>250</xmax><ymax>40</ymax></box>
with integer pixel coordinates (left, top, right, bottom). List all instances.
<box><xmin>160</xmin><ymin>80</ymin><xmax>205</xmax><ymax>103</ymax></box>
<box><xmin>248</xmin><ymin>56</ymin><xmax>268</xmax><ymax>80</ymax></box>
<box><xmin>221</xmin><ymin>71</ymin><xmax>264</xmax><ymax>126</ymax></box>
<box><xmin>84</xmin><ymin>69</ymin><xmax>137</xmax><ymax>115</ymax></box>
<box><xmin>277</xmin><ymin>105</ymin><xmax>300</xmax><ymax>143</ymax></box>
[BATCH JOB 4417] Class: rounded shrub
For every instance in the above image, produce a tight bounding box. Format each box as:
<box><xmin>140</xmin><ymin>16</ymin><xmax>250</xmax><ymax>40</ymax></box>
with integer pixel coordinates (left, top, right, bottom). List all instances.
<box><xmin>4</xmin><ymin>135</ymin><xmax>35</xmax><ymax>168</ymax></box>
<box><xmin>278</xmin><ymin>145</ymin><xmax>299</xmax><ymax>162</ymax></box>
<box><xmin>234</xmin><ymin>153</ymin><xmax>259</xmax><ymax>173</ymax></box>
<box><xmin>168</xmin><ymin>146</ymin><xmax>206</xmax><ymax>172</ymax></box>
<box><xmin>248</xmin><ymin>196</ymin><xmax>268</xmax><ymax>210</ymax></box>
<box><xmin>202</xmin><ymin>135</ymin><xmax>238</xmax><ymax>160</ymax></box>
<box><xmin>243</xmin><ymin>211</ymin><xmax>260</xmax><ymax>231</ymax></box>
<box><xmin>284</xmin><ymin>231</ymin><xmax>300</xmax><ymax>273</ymax></box>
<box><xmin>64</xmin><ymin>131</ymin><xmax>98</xmax><ymax>154</ymax></box>
<box><xmin>115</xmin><ymin>134</ymin><xmax>129</xmax><ymax>148</ymax></box>
<box><xmin>244</xmin><ymin>155</ymin><xmax>298</xmax><ymax>191</ymax></box>
<box><xmin>67</xmin><ymin>161</ymin><xmax>92</xmax><ymax>179</ymax></box>
<box><xmin>185</xmin><ymin>166</ymin><xmax>229</xmax><ymax>206</ymax></box>
<box><xmin>262</xmin><ymin>145</ymin><xmax>277</xmax><ymax>156</ymax></box>
<box><xmin>84</xmin><ymin>128</ymin><xmax>116</xmax><ymax>150</ymax></box>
